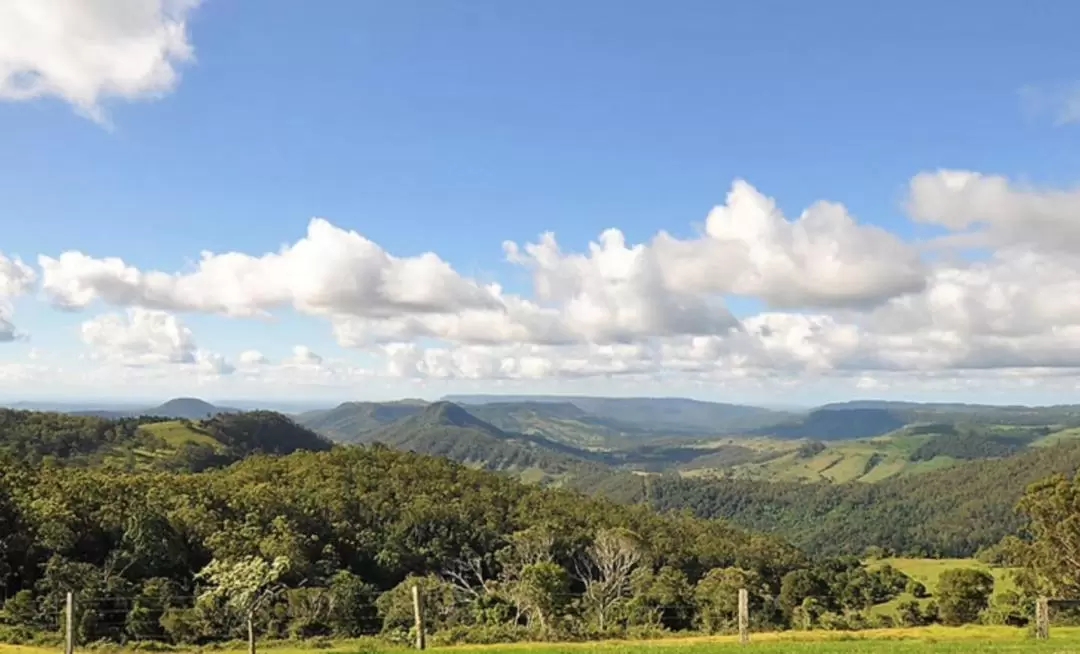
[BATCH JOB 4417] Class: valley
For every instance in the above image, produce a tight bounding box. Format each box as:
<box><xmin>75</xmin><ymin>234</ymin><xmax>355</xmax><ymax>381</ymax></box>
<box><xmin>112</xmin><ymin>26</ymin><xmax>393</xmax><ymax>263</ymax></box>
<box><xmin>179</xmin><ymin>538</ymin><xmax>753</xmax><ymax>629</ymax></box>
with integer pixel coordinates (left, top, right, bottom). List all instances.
<box><xmin>293</xmin><ymin>396</ymin><xmax>1080</xmax><ymax>487</ymax></box>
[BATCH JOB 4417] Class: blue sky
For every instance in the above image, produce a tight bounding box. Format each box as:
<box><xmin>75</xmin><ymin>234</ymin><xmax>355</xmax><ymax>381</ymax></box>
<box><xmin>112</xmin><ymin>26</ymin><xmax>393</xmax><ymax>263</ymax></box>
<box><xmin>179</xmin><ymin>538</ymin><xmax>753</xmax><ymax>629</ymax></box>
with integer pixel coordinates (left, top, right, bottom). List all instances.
<box><xmin>1</xmin><ymin>0</ymin><xmax>1080</xmax><ymax>406</ymax></box>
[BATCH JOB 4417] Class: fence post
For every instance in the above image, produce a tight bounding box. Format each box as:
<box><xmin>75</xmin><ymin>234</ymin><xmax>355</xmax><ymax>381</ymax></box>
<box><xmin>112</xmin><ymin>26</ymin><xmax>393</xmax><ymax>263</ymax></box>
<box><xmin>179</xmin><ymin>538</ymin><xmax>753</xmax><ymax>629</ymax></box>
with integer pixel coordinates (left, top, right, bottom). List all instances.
<box><xmin>1036</xmin><ymin>597</ymin><xmax>1049</xmax><ymax>640</ymax></box>
<box><xmin>738</xmin><ymin>587</ymin><xmax>749</xmax><ymax>645</ymax></box>
<box><xmin>247</xmin><ymin>609</ymin><xmax>256</xmax><ymax>654</ymax></box>
<box><xmin>65</xmin><ymin>592</ymin><xmax>74</xmax><ymax>654</ymax></box>
<box><xmin>412</xmin><ymin>585</ymin><xmax>426</xmax><ymax>650</ymax></box>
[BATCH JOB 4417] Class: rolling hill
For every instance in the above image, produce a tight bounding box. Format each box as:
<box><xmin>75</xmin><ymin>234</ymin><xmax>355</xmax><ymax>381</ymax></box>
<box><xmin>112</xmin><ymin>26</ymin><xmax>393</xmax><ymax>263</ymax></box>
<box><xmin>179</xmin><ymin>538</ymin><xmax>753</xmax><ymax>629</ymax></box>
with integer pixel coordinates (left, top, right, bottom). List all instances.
<box><xmin>296</xmin><ymin>399</ymin><xmax>428</xmax><ymax>440</ymax></box>
<box><xmin>445</xmin><ymin>394</ymin><xmax>794</xmax><ymax>434</ymax></box>
<box><xmin>349</xmin><ymin>401</ymin><xmax>602</xmax><ymax>483</ymax></box>
<box><xmin>0</xmin><ymin>408</ymin><xmax>330</xmax><ymax>471</ymax></box>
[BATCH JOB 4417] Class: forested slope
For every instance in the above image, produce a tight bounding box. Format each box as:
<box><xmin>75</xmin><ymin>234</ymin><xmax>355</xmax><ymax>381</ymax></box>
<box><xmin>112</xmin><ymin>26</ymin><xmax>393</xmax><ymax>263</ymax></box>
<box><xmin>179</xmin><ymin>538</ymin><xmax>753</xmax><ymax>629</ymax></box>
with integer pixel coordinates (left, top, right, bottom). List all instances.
<box><xmin>0</xmin><ymin>409</ymin><xmax>330</xmax><ymax>470</ymax></box>
<box><xmin>639</xmin><ymin>439</ymin><xmax>1080</xmax><ymax>557</ymax></box>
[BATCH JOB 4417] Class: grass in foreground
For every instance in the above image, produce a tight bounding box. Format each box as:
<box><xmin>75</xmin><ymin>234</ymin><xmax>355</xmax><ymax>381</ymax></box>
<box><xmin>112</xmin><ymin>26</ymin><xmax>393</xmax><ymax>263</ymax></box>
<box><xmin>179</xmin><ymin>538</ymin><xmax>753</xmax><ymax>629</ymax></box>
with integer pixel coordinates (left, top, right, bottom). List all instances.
<box><xmin>5</xmin><ymin>627</ymin><xmax>1080</xmax><ymax>654</ymax></box>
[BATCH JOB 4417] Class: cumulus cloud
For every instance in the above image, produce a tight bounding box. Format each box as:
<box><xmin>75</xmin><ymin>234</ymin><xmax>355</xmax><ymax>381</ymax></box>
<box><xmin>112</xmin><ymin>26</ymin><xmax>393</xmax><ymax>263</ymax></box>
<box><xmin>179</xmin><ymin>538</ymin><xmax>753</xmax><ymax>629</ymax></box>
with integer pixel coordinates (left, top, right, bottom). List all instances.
<box><xmin>0</xmin><ymin>0</ymin><xmax>202</xmax><ymax>122</ymax></box>
<box><xmin>506</xmin><ymin>180</ymin><xmax>925</xmax><ymax>314</ymax></box>
<box><xmin>32</xmin><ymin>172</ymin><xmax>1080</xmax><ymax>389</ymax></box>
<box><xmin>908</xmin><ymin>170</ymin><xmax>1080</xmax><ymax>252</ymax></box>
<box><xmin>40</xmin><ymin>218</ymin><xmax>500</xmax><ymax>317</ymax></box>
<box><xmin>81</xmin><ymin>308</ymin><xmax>196</xmax><ymax>364</ymax></box>
<box><xmin>0</xmin><ymin>252</ymin><xmax>36</xmax><ymax>342</ymax></box>
<box><xmin>79</xmin><ymin>308</ymin><xmax>233</xmax><ymax>375</ymax></box>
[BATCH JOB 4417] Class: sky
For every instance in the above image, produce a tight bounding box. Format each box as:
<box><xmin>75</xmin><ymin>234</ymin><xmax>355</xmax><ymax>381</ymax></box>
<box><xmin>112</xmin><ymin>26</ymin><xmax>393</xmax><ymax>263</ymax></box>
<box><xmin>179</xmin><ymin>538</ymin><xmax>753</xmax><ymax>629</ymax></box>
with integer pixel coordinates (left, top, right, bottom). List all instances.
<box><xmin>2</xmin><ymin>0</ymin><xmax>1080</xmax><ymax>406</ymax></box>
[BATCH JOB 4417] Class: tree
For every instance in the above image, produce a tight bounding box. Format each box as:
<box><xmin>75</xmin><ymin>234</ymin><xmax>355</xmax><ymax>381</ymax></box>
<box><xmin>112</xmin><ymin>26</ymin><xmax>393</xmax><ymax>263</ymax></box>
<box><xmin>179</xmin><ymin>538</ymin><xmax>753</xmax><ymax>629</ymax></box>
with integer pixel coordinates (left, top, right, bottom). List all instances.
<box><xmin>778</xmin><ymin>569</ymin><xmax>828</xmax><ymax>618</ymax></box>
<box><xmin>196</xmin><ymin>556</ymin><xmax>290</xmax><ymax>654</ymax></box>
<box><xmin>510</xmin><ymin>562</ymin><xmax>569</xmax><ymax>632</ymax></box>
<box><xmin>1014</xmin><ymin>474</ymin><xmax>1080</xmax><ymax>597</ymax></box>
<box><xmin>936</xmin><ymin>568</ymin><xmax>993</xmax><ymax>625</ymax></box>
<box><xmin>694</xmin><ymin>567</ymin><xmax>765</xmax><ymax>633</ymax></box>
<box><xmin>627</xmin><ymin>565</ymin><xmax>694</xmax><ymax>630</ymax></box>
<box><xmin>576</xmin><ymin>528</ymin><xmax>647</xmax><ymax>630</ymax></box>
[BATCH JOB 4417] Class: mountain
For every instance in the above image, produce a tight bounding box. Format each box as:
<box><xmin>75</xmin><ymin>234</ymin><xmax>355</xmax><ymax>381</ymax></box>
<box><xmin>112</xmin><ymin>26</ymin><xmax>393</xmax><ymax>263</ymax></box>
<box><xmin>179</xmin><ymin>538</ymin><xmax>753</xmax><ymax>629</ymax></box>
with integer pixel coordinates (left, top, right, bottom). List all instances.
<box><xmin>750</xmin><ymin>408</ymin><xmax>908</xmax><ymax>440</ymax></box>
<box><xmin>445</xmin><ymin>394</ymin><xmax>793</xmax><ymax>434</ymax></box>
<box><xmin>144</xmin><ymin>397</ymin><xmax>238</xmax><ymax>419</ymax></box>
<box><xmin>297</xmin><ymin>399</ymin><xmax>428</xmax><ymax>440</ymax></box>
<box><xmin>461</xmin><ymin>401</ymin><xmax>646</xmax><ymax>448</ymax></box>
<box><xmin>352</xmin><ymin>401</ymin><xmax>602</xmax><ymax>482</ymax></box>
<box><xmin>67</xmin><ymin>397</ymin><xmax>239</xmax><ymax>420</ymax></box>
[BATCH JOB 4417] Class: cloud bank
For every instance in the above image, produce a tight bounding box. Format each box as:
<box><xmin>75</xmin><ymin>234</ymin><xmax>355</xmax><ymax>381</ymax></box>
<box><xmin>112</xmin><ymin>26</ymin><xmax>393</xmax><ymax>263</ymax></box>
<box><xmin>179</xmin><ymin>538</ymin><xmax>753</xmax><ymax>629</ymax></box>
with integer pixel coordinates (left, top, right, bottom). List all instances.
<box><xmin>7</xmin><ymin>173</ymin><xmax>1080</xmax><ymax>395</ymax></box>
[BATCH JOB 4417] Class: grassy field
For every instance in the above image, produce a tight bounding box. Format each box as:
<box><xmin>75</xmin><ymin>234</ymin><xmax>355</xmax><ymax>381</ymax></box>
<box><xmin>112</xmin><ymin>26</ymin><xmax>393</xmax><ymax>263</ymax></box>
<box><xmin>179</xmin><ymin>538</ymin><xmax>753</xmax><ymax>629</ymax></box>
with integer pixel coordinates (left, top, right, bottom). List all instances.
<box><xmin>867</xmin><ymin>557</ymin><xmax>1016</xmax><ymax>616</ymax></box>
<box><xmin>5</xmin><ymin>627</ymin><xmax>1080</xmax><ymax>654</ymax></box>
<box><xmin>139</xmin><ymin>420</ymin><xmax>222</xmax><ymax>449</ymax></box>
<box><xmin>681</xmin><ymin>430</ymin><xmax>957</xmax><ymax>484</ymax></box>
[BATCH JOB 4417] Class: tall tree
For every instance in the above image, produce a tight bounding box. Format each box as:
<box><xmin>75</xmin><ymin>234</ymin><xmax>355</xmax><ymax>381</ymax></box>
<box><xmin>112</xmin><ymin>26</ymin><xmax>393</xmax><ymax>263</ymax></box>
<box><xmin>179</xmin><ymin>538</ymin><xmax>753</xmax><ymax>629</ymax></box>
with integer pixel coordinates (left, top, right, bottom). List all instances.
<box><xmin>197</xmin><ymin>556</ymin><xmax>290</xmax><ymax>654</ymax></box>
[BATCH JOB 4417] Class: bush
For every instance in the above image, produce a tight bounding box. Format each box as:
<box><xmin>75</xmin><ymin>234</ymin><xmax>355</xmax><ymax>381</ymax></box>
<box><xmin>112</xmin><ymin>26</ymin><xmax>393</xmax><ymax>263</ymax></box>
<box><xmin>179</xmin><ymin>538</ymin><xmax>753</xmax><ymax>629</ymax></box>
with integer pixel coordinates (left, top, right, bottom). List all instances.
<box><xmin>937</xmin><ymin>569</ymin><xmax>994</xmax><ymax>625</ymax></box>
<box><xmin>869</xmin><ymin>613</ymin><xmax>895</xmax><ymax>629</ymax></box>
<box><xmin>159</xmin><ymin>609</ymin><xmax>204</xmax><ymax>645</ymax></box>
<box><xmin>817</xmin><ymin>612</ymin><xmax>851</xmax><ymax>631</ymax></box>
<box><xmin>906</xmin><ymin>579</ymin><xmax>928</xmax><ymax>598</ymax></box>
<box><xmin>430</xmin><ymin>623</ymin><xmax>535</xmax><ymax>646</ymax></box>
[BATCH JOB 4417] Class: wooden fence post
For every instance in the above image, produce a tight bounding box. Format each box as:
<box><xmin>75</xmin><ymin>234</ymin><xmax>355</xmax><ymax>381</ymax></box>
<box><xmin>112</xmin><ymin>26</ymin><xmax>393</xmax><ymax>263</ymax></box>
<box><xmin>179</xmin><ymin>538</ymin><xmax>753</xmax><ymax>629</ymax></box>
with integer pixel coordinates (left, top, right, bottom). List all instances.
<box><xmin>412</xmin><ymin>585</ymin><xmax>426</xmax><ymax>650</ymax></box>
<box><xmin>738</xmin><ymin>588</ymin><xmax>749</xmax><ymax>645</ymax></box>
<box><xmin>247</xmin><ymin>610</ymin><xmax>256</xmax><ymax>654</ymax></box>
<box><xmin>1036</xmin><ymin>597</ymin><xmax>1049</xmax><ymax>640</ymax></box>
<box><xmin>65</xmin><ymin>592</ymin><xmax>74</xmax><ymax>654</ymax></box>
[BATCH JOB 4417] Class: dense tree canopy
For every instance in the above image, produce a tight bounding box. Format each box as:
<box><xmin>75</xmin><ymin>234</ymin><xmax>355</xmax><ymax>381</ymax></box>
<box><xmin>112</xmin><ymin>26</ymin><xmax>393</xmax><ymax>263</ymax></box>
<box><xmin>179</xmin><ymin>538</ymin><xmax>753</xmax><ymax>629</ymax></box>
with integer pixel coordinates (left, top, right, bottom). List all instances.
<box><xmin>0</xmin><ymin>440</ymin><xmax>915</xmax><ymax>644</ymax></box>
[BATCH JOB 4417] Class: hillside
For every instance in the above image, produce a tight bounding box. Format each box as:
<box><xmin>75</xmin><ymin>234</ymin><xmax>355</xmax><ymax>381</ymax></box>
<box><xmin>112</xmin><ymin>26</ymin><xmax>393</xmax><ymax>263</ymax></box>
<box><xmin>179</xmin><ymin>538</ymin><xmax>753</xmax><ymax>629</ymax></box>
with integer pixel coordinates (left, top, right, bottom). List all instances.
<box><xmin>354</xmin><ymin>401</ymin><xmax>601</xmax><ymax>483</ymax></box>
<box><xmin>297</xmin><ymin>399</ymin><xmax>427</xmax><ymax>440</ymax></box>
<box><xmin>636</xmin><ymin>437</ymin><xmax>1080</xmax><ymax>557</ymax></box>
<box><xmin>676</xmin><ymin>422</ymin><xmax>1059</xmax><ymax>484</ymax></box>
<box><xmin>0</xmin><ymin>408</ymin><xmax>330</xmax><ymax>471</ymax></box>
<box><xmin>0</xmin><ymin>444</ymin><xmax>834</xmax><ymax>643</ymax></box>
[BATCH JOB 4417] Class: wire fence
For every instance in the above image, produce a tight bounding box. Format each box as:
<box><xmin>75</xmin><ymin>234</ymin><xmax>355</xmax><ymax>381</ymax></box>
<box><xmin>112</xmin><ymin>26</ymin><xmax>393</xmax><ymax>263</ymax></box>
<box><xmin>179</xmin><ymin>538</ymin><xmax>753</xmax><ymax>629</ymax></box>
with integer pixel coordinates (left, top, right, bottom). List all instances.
<box><xmin>46</xmin><ymin>586</ymin><xmax>752</xmax><ymax>651</ymax></box>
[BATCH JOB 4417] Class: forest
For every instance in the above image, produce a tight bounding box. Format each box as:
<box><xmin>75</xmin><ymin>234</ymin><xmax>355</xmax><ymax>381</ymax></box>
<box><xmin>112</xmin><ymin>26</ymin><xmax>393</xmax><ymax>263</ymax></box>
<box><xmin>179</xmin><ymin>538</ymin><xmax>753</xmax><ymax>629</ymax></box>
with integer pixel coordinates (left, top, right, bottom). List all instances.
<box><xmin>0</xmin><ymin>407</ymin><xmax>1076</xmax><ymax>646</ymax></box>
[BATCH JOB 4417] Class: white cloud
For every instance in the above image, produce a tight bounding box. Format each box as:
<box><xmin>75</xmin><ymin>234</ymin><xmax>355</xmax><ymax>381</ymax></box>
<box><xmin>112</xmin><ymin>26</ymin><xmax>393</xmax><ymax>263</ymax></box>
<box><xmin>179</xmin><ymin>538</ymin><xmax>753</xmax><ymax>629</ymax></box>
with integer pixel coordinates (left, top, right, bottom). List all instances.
<box><xmin>40</xmin><ymin>218</ymin><xmax>501</xmax><ymax>317</ymax></box>
<box><xmin>194</xmin><ymin>350</ymin><xmax>234</xmax><ymax>376</ymax></box>
<box><xmin>81</xmin><ymin>308</ymin><xmax>196</xmax><ymax>364</ymax></box>
<box><xmin>0</xmin><ymin>0</ymin><xmax>202</xmax><ymax>122</ymax></box>
<box><xmin>0</xmin><ymin>253</ymin><xmax>35</xmax><ymax>297</ymax></box>
<box><xmin>78</xmin><ymin>308</ymin><xmax>233</xmax><ymax>375</ymax></box>
<box><xmin>908</xmin><ymin>170</ymin><xmax>1080</xmax><ymax>252</ymax></box>
<box><xmin>0</xmin><ymin>252</ymin><xmax>36</xmax><ymax>342</ymax></box>
<box><xmin>506</xmin><ymin>180</ymin><xmax>925</xmax><ymax>315</ymax></box>
<box><xmin>238</xmin><ymin>349</ymin><xmax>269</xmax><ymax>366</ymax></box>
<box><xmin>28</xmin><ymin>172</ymin><xmax>1080</xmax><ymax>394</ymax></box>
<box><xmin>285</xmin><ymin>345</ymin><xmax>323</xmax><ymax>366</ymax></box>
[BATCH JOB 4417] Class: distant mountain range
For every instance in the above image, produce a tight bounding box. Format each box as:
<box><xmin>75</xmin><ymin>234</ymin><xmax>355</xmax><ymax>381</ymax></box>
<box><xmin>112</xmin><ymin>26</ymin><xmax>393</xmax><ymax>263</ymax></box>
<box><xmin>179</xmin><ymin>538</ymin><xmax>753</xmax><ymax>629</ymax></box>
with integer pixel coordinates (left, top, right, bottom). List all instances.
<box><xmin>10</xmin><ymin>393</ymin><xmax>1080</xmax><ymax>488</ymax></box>
<box><xmin>445</xmin><ymin>394</ymin><xmax>796</xmax><ymax>434</ymax></box>
<box><xmin>67</xmin><ymin>397</ymin><xmax>240</xmax><ymax>420</ymax></box>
